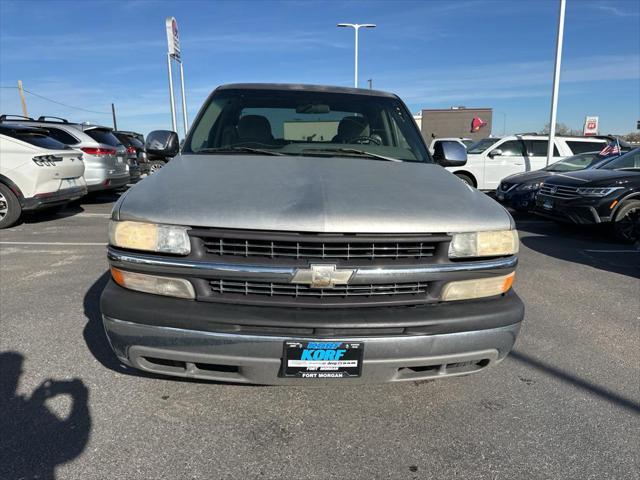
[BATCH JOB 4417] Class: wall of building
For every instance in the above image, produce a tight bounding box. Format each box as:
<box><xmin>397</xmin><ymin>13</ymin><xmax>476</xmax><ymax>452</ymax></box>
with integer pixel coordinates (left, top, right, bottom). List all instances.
<box><xmin>420</xmin><ymin>108</ymin><xmax>493</xmax><ymax>141</ymax></box>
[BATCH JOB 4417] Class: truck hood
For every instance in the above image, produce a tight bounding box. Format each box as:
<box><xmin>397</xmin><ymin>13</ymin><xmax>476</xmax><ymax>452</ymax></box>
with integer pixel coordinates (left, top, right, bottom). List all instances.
<box><xmin>116</xmin><ymin>154</ymin><xmax>513</xmax><ymax>233</ymax></box>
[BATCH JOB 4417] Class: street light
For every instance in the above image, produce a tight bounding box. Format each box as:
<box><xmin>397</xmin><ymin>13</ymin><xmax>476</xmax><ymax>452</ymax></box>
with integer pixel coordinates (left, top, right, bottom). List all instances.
<box><xmin>337</xmin><ymin>23</ymin><xmax>376</xmax><ymax>88</ymax></box>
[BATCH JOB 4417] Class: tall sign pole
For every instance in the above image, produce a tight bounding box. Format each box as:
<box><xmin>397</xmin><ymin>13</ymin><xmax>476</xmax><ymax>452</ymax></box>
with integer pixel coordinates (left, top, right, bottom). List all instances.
<box><xmin>546</xmin><ymin>0</ymin><xmax>566</xmax><ymax>167</ymax></box>
<box><xmin>17</xmin><ymin>80</ymin><xmax>28</xmax><ymax>118</ymax></box>
<box><xmin>165</xmin><ymin>17</ymin><xmax>188</xmax><ymax>136</ymax></box>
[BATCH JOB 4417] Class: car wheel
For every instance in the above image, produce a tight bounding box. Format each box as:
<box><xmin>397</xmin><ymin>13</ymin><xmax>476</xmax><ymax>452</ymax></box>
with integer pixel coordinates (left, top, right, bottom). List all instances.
<box><xmin>149</xmin><ymin>161</ymin><xmax>165</xmax><ymax>173</ymax></box>
<box><xmin>613</xmin><ymin>200</ymin><xmax>640</xmax><ymax>243</ymax></box>
<box><xmin>0</xmin><ymin>183</ymin><xmax>22</xmax><ymax>229</ymax></box>
<box><xmin>455</xmin><ymin>173</ymin><xmax>474</xmax><ymax>186</ymax></box>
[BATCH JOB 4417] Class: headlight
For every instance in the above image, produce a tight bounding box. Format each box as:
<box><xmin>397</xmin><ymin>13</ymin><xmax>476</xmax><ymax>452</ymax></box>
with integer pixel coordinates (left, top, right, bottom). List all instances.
<box><xmin>111</xmin><ymin>267</ymin><xmax>195</xmax><ymax>299</ymax></box>
<box><xmin>517</xmin><ymin>182</ymin><xmax>541</xmax><ymax>191</ymax></box>
<box><xmin>576</xmin><ymin>187</ymin><xmax>622</xmax><ymax>197</ymax></box>
<box><xmin>108</xmin><ymin>220</ymin><xmax>191</xmax><ymax>255</ymax></box>
<box><xmin>449</xmin><ymin>230</ymin><xmax>519</xmax><ymax>258</ymax></box>
<box><xmin>442</xmin><ymin>273</ymin><xmax>515</xmax><ymax>301</ymax></box>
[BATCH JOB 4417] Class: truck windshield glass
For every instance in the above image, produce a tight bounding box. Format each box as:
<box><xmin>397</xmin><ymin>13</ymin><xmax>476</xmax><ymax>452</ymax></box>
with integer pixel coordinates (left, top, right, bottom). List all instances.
<box><xmin>185</xmin><ymin>89</ymin><xmax>431</xmax><ymax>162</ymax></box>
<box><xmin>467</xmin><ymin>138</ymin><xmax>499</xmax><ymax>154</ymax></box>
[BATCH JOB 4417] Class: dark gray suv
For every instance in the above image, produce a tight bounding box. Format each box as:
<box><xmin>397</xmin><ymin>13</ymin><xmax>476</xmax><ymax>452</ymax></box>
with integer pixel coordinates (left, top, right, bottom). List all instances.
<box><xmin>101</xmin><ymin>84</ymin><xmax>523</xmax><ymax>384</ymax></box>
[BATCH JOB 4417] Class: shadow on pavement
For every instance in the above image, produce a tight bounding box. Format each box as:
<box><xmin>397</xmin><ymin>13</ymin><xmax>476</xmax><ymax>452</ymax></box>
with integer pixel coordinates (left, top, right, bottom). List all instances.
<box><xmin>0</xmin><ymin>352</ymin><xmax>91</xmax><ymax>480</ymax></box>
<box><xmin>510</xmin><ymin>350</ymin><xmax>640</xmax><ymax>415</ymax></box>
<box><xmin>515</xmin><ymin>213</ymin><xmax>640</xmax><ymax>278</ymax></box>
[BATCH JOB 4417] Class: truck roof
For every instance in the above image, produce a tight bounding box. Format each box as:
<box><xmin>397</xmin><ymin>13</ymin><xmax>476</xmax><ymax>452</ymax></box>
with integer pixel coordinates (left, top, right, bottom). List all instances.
<box><xmin>215</xmin><ymin>83</ymin><xmax>398</xmax><ymax>98</ymax></box>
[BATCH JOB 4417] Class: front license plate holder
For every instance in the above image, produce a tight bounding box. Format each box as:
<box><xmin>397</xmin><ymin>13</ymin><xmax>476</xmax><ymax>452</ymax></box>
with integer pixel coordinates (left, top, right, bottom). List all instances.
<box><xmin>543</xmin><ymin>198</ymin><xmax>554</xmax><ymax>210</ymax></box>
<box><xmin>280</xmin><ymin>341</ymin><xmax>364</xmax><ymax>378</ymax></box>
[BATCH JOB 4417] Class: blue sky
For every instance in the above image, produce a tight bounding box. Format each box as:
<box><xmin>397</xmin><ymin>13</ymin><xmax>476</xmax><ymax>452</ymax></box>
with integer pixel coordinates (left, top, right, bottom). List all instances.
<box><xmin>1</xmin><ymin>0</ymin><xmax>638</xmax><ymax>136</ymax></box>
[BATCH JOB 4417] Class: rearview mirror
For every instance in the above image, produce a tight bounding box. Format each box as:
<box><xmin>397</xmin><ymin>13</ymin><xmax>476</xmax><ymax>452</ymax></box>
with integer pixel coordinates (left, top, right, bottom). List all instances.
<box><xmin>145</xmin><ymin>130</ymin><xmax>179</xmax><ymax>158</ymax></box>
<box><xmin>432</xmin><ymin>140</ymin><xmax>467</xmax><ymax>167</ymax></box>
<box><xmin>488</xmin><ymin>149</ymin><xmax>502</xmax><ymax>158</ymax></box>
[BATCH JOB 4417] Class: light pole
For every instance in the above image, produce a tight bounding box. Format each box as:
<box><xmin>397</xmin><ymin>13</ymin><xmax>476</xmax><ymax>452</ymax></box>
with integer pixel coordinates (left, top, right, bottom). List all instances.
<box><xmin>337</xmin><ymin>23</ymin><xmax>376</xmax><ymax>88</ymax></box>
<box><xmin>496</xmin><ymin>111</ymin><xmax>507</xmax><ymax>136</ymax></box>
<box><xmin>546</xmin><ymin>0</ymin><xmax>566</xmax><ymax>166</ymax></box>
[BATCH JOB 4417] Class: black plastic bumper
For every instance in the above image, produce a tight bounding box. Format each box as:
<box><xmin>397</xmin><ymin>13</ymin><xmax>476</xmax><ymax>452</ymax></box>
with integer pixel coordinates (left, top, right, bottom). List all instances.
<box><xmin>100</xmin><ymin>279</ymin><xmax>524</xmax><ymax>337</ymax></box>
<box><xmin>22</xmin><ymin>186</ymin><xmax>87</xmax><ymax>211</ymax></box>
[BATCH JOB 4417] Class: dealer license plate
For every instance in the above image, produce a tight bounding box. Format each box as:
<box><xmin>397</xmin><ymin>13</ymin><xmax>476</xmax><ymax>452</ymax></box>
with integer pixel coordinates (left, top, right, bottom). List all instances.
<box><xmin>542</xmin><ymin>198</ymin><xmax>554</xmax><ymax>210</ymax></box>
<box><xmin>281</xmin><ymin>341</ymin><xmax>363</xmax><ymax>378</ymax></box>
<box><xmin>116</xmin><ymin>155</ymin><xmax>124</xmax><ymax>164</ymax></box>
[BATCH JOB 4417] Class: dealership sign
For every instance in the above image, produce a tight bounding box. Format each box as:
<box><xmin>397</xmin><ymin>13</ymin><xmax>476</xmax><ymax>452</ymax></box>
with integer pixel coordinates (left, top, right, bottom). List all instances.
<box><xmin>583</xmin><ymin>116</ymin><xmax>599</xmax><ymax>136</ymax></box>
<box><xmin>166</xmin><ymin>17</ymin><xmax>181</xmax><ymax>62</ymax></box>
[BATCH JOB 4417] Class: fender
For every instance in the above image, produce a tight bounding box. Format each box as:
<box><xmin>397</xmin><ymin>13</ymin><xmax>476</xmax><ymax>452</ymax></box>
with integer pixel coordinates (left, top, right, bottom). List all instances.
<box><xmin>611</xmin><ymin>190</ymin><xmax>640</xmax><ymax>219</ymax></box>
<box><xmin>0</xmin><ymin>174</ymin><xmax>26</xmax><ymax>207</ymax></box>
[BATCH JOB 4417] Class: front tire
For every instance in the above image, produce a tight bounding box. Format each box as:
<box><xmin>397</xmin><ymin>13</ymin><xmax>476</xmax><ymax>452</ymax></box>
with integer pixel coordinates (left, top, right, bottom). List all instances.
<box><xmin>0</xmin><ymin>183</ymin><xmax>22</xmax><ymax>229</ymax></box>
<box><xmin>613</xmin><ymin>200</ymin><xmax>640</xmax><ymax>244</ymax></box>
<box><xmin>455</xmin><ymin>173</ymin><xmax>474</xmax><ymax>187</ymax></box>
<box><xmin>149</xmin><ymin>161</ymin><xmax>165</xmax><ymax>173</ymax></box>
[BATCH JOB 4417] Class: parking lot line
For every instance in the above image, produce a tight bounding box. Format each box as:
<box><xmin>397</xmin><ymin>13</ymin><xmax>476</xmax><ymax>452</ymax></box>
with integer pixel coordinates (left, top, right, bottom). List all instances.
<box><xmin>584</xmin><ymin>249</ymin><xmax>639</xmax><ymax>253</ymax></box>
<box><xmin>0</xmin><ymin>241</ymin><xmax>106</xmax><ymax>246</ymax></box>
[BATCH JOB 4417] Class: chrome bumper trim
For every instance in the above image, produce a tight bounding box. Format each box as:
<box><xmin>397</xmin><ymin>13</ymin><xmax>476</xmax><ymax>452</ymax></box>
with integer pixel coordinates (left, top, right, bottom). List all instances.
<box><xmin>107</xmin><ymin>247</ymin><xmax>517</xmax><ymax>283</ymax></box>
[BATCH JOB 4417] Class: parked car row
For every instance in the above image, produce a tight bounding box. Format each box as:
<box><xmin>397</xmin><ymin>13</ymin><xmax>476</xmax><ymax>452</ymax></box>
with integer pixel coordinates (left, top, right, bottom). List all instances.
<box><xmin>0</xmin><ymin>116</ymin><xmax>148</xmax><ymax>228</ymax></box>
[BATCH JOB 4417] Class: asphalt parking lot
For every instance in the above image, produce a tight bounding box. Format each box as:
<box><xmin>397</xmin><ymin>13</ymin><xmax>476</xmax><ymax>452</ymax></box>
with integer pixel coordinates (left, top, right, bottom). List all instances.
<box><xmin>1</xmin><ymin>192</ymin><xmax>638</xmax><ymax>480</ymax></box>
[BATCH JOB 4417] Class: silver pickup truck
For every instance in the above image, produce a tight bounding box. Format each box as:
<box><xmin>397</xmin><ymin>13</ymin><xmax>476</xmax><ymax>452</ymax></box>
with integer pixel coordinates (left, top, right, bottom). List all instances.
<box><xmin>101</xmin><ymin>84</ymin><xmax>523</xmax><ymax>384</ymax></box>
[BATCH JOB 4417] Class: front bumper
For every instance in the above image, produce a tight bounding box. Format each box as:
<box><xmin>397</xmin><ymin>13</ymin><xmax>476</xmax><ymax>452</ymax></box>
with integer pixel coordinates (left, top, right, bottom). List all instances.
<box><xmin>496</xmin><ymin>189</ymin><xmax>538</xmax><ymax>210</ymax></box>
<box><xmin>22</xmin><ymin>185</ymin><xmax>87</xmax><ymax>211</ymax></box>
<box><xmin>100</xmin><ymin>280</ymin><xmax>524</xmax><ymax>384</ymax></box>
<box><xmin>534</xmin><ymin>194</ymin><xmax>611</xmax><ymax>224</ymax></box>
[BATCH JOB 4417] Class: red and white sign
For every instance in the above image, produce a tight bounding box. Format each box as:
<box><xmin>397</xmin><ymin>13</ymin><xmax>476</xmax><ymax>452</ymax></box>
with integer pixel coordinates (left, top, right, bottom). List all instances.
<box><xmin>165</xmin><ymin>17</ymin><xmax>181</xmax><ymax>62</ymax></box>
<box><xmin>583</xmin><ymin>116</ymin><xmax>599</xmax><ymax>136</ymax></box>
<box><xmin>470</xmin><ymin>117</ymin><xmax>487</xmax><ymax>133</ymax></box>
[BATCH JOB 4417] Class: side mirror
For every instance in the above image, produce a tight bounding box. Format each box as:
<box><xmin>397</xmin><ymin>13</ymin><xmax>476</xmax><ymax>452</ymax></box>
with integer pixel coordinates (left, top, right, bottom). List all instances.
<box><xmin>145</xmin><ymin>130</ymin><xmax>179</xmax><ymax>158</ymax></box>
<box><xmin>488</xmin><ymin>148</ymin><xmax>502</xmax><ymax>158</ymax></box>
<box><xmin>432</xmin><ymin>140</ymin><xmax>467</xmax><ymax>167</ymax></box>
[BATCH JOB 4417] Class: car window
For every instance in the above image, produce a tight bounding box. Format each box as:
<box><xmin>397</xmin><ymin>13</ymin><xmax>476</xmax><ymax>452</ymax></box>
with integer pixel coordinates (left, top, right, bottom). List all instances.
<box><xmin>462</xmin><ymin>140</ymin><xmax>474</xmax><ymax>148</ymax></box>
<box><xmin>566</xmin><ymin>140</ymin><xmax>606</xmax><ymax>154</ymax></box>
<box><xmin>545</xmin><ymin>153</ymin><xmax>600</xmax><ymax>172</ymax></box>
<box><xmin>497</xmin><ymin>140</ymin><xmax>526</xmax><ymax>156</ymax></box>
<box><xmin>85</xmin><ymin>128</ymin><xmax>121</xmax><ymax>146</ymax></box>
<box><xmin>185</xmin><ymin>89</ymin><xmax>430</xmax><ymax>162</ymax></box>
<box><xmin>467</xmin><ymin>138</ymin><xmax>499</xmax><ymax>154</ymax></box>
<box><xmin>527</xmin><ymin>140</ymin><xmax>560</xmax><ymax>157</ymax></box>
<box><xmin>45</xmin><ymin>128</ymin><xmax>79</xmax><ymax>145</ymax></box>
<box><xmin>601</xmin><ymin>149</ymin><xmax>640</xmax><ymax>170</ymax></box>
<box><xmin>113</xmin><ymin>133</ymin><xmax>133</xmax><ymax>146</ymax></box>
<box><xmin>2</xmin><ymin>131</ymin><xmax>71</xmax><ymax>150</ymax></box>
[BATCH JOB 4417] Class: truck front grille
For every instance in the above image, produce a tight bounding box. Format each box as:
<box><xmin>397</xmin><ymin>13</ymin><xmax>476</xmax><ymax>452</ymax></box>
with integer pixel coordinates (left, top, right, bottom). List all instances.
<box><xmin>190</xmin><ymin>229</ymin><xmax>450</xmax><ymax>265</ymax></box>
<box><xmin>204</xmin><ymin>279</ymin><xmax>430</xmax><ymax>307</ymax></box>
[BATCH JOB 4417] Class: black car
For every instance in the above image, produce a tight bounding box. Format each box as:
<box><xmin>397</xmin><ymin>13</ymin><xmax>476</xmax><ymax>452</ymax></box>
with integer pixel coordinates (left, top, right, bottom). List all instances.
<box><xmin>113</xmin><ymin>131</ymin><xmax>143</xmax><ymax>182</ymax></box>
<box><xmin>535</xmin><ymin>148</ymin><xmax>640</xmax><ymax>242</ymax></box>
<box><xmin>497</xmin><ymin>151</ymin><xmax>619</xmax><ymax>211</ymax></box>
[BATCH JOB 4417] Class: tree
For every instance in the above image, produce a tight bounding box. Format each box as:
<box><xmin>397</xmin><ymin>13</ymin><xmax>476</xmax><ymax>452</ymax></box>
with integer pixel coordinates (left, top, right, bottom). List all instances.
<box><xmin>621</xmin><ymin>132</ymin><xmax>640</xmax><ymax>143</ymax></box>
<box><xmin>539</xmin><ymin>122</ymin><xmax>582</xmax><ymax>136</ymax></box>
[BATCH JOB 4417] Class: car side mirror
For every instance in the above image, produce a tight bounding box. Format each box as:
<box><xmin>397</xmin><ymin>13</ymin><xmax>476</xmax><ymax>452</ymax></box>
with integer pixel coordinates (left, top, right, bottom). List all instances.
<box><xmin>488</xmin><ymin>148</ymin><xmax>502</xmax><ymax>158</ymax></box>
<box><xmin>145</xmin><ymin>130</ymin><xmax>179</xmax><ymax>158</ymax></box>
<box><xmin>432</xmin><ymin>140</ymin><xmax>467</xmax><ymax>167</ymax></box>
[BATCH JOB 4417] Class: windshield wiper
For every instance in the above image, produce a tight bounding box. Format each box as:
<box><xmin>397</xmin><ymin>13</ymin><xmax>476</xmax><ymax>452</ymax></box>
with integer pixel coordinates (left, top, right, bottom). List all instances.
<box><xmin>614</xmin><ymin>167</ymin><xmax>640</xmax><ymax>171</ymax></box>
<box><xmin>301</xmin><ymin>148</ymin><xmax>402</xmax><ymax>162</ymax></box>
<box><xmin>196</xmin><ymin>147</ymin><xmax>284</xmax><ymax>156</ymax></box>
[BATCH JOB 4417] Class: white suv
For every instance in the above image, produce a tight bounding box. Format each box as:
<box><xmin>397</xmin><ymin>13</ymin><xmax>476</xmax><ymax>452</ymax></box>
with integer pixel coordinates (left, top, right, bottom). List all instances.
<box><xmin>447</xmin><ymin>135</ymin><xmax>608</xmax><ymax>190</ymax></box>
<box><xmin>0</xmin><ymin>125</ymin><xmax>86</xmax><ymax>228</ymax></box>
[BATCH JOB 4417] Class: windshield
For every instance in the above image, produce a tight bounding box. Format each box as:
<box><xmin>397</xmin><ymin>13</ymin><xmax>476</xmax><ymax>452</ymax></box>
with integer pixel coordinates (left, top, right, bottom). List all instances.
<box><xmin>467</xmin><ymin>138</ymin><xmax>500</xmax><ymax>154</ymax></box>
<box><xmin>462</xmin><ymin>140</ymin><xmax>475</xmax><ymax>148</ymax></box>
<box><xmin>544</xmin><ymin>152</ymin><xmax>604</xmax><ymax>172</ymax></box>
<box><xmin>600</xmin><ymin>148</ymin><xmax>640</xmax><ymax>171</ymax></box>
<box><xmin>184</xmin><ymin>88</ymin><xmax>431</xmax><ymax>162</ymax></box>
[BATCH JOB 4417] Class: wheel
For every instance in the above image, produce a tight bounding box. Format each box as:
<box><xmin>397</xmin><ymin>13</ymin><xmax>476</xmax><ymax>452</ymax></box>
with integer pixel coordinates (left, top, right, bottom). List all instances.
<box><xmin>0</xmin><ymin>183</ymin><xmax>22</xmax><ymax>229</ymax></box>
<box><xmin>455</xmin><ymin>173</ymin><xmax>474</xmax><ymax>187</ymax></box>
<box><xmin>612</xmin><ymin>200</ymin><xmax>640</xmax><ymax>243</ymax></box>
<box><xmin>149</xmin><ymin>161</ymin><xmax>165</xmax><ymax>173</ymax></box>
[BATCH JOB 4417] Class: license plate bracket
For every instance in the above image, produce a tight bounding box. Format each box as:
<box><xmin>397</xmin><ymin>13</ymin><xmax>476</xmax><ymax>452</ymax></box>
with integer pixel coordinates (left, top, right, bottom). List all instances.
<box><xmin>280</xmin><ymin>341</ymin><xmax>363</xmax><ymax>378</ymax></box>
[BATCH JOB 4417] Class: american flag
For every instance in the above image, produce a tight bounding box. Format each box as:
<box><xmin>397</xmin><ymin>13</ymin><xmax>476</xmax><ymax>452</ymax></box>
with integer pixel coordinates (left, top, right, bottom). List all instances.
<box><xmin>599</xmin><ymin>141</ymin><xmax>621</xmax><ymax>157</ymax></box>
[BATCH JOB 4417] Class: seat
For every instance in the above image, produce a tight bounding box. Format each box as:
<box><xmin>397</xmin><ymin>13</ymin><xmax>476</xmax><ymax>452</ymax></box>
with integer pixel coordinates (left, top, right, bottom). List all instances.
<box><xmin>237</xmin><ymin>115</ymin><xmax>274</xmax><ymax>144</ymax></box>
<box><xmin>332</xmin><ymin>116</ymin><xmax>370</xmax><ymax>143</ymax></box>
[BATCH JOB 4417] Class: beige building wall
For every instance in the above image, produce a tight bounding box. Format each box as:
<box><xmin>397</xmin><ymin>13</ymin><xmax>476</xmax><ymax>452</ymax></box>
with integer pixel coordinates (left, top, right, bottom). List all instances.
<box><xmin>420</xmin><ymin>108</ymin><xmax>493</xmax><ymax>141</ymax></box>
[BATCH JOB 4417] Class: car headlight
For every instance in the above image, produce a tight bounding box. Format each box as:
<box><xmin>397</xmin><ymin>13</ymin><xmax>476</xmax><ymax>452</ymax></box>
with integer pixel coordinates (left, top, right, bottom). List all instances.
<box><xmin>108</xmin><ymin>220</ymin><xmax>191</xmax><ymax>255</ymax></box>
<box><xmin>575</xmin><ymin>187</ymin><xmax>622</xmax><ymax>197</ymax></box>
<box><xmin>448</xmin><ymin>230</ymin><xmax>519</xmax><ymax>258</ymax></box>
<box><xmin>517</xmin><ymin>182</ymin><xmax>542</xmax><ymax>191</ymax></box>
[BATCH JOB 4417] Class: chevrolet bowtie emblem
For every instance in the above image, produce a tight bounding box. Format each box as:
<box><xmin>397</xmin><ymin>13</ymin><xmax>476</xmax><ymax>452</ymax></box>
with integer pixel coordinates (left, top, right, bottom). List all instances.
<box><xmin>291</xmin><ymin>264</ymin><xmax>355</xmax><ymax>288</ymax></box>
